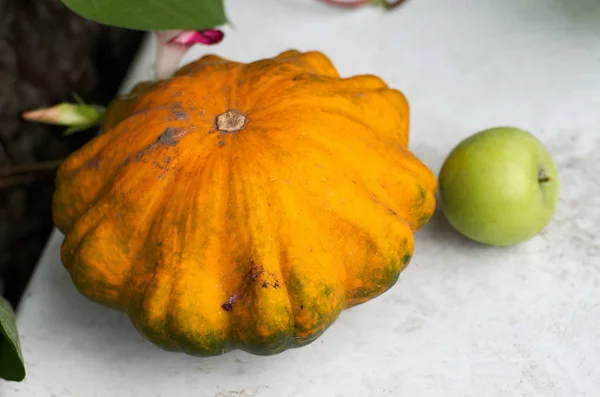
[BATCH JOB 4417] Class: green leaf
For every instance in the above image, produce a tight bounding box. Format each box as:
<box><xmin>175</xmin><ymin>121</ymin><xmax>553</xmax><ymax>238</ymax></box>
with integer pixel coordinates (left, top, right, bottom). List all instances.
<box><xmin>0</xmin><ymin>297</ymin><xmax>25</xmax><ymax>382</ymax></box>
<box><xmin>60</xmin><ymin>0</ymin><xmax>228</xmax><ymax>31</ymax></box>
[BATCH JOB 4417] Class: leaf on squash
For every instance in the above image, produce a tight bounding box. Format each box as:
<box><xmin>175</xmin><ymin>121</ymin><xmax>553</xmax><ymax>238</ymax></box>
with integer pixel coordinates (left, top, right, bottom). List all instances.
<box><xmin>60</xmin><ymin>0</ymin><xmax>228</xmax><ymax>31</ymax></box>
<box><xmin>0</xmin><ymin>297</ymin><xmax>25</xmax><ymax>382</ymax></box>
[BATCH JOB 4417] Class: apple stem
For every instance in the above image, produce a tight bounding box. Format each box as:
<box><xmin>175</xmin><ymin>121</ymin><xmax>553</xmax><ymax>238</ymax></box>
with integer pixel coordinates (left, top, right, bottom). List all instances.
<box><xmin>538</xmin><ymin>169</ymin><xmax>551</xmax><ymax>183</ymax></box>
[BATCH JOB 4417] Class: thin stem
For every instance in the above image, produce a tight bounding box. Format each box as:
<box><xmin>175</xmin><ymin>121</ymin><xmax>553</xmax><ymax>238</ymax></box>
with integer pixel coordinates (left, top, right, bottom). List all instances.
<box><xmin>381</xmin><ymin>0</ymin><xmax>409</xmax><ymax>9</ymax></box>
<box><xmin>0</xmin><ymin>159</ymin><xmax>63</xmax><ymax>189</ymax></box>
<box><xmin>318</xmin><ymin>0</ymin><xmax>409</xmax><ymax>8</ymax></box>
<box><xmin>318</xmin><ymin>0</ymin><xmax>371</xmax><ymax>8</ymax></box>
<box><xmin>0</xmin><ymin>159</ymin><xmax>63</xmax><ymax>176</ymax></box>
<box><xmin>0</xmin><ymin>174</ymin><xmax>41</xmax><ymax>189</ymax></box>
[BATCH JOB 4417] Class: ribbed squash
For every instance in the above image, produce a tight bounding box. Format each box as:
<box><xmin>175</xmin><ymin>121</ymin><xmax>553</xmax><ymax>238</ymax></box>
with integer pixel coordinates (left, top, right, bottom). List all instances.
<box><xmin>52</xmin><ymin>50</ymin><xmax>437</xmax><ymax>356</ymax></box>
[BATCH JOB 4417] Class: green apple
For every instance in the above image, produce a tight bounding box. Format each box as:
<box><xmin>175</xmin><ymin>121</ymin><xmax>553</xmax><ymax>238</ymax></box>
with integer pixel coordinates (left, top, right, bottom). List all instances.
<box><xmin>438</xmin><ymin>126</ymin><xmax>560</xmax><ymax>246</ymax></box>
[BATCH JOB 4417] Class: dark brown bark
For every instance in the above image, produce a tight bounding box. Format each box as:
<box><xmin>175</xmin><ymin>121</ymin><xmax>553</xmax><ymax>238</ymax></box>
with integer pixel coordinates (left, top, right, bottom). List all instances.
<box><xmin>0</xmin><ymin>0</ymin><xmax>145</xmax><ymax>307</ymax></box>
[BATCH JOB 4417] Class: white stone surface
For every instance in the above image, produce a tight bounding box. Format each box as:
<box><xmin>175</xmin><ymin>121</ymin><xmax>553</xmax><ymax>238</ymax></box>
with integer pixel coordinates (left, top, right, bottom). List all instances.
<box><xmin>3</xmin><ymin>0</ymin><xmax>600</xmax><ymax>395</ymax></box>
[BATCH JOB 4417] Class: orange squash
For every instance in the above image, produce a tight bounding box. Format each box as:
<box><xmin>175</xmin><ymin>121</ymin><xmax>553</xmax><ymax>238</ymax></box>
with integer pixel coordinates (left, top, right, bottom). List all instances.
<box><xmin>52</xmin><ymin>50</ymin><xmax>437</xmax><ymax>356</ymax></box>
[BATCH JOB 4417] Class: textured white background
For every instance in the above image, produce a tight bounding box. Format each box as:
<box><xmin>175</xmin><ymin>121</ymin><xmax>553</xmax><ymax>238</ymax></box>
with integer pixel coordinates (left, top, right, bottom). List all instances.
<box><xmin>3</xmin><ymin>0</ymin><xmax>600</xmax><ymax>396</ymax></box>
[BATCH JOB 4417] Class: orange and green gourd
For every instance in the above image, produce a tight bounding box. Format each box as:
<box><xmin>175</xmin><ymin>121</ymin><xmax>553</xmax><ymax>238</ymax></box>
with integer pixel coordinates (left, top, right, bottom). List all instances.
<box><xmin>52</xmin><ymin>50</ymin><xmax>437</xmax><ymax>356</ymax></box>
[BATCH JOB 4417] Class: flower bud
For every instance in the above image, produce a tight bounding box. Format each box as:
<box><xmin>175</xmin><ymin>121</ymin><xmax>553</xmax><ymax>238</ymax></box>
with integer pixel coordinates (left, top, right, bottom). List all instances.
<box><xmin>22</xmin><ymin>103</ymin><xmax>104</xmax><ymax>135</ymax></box>
<box><xmin>154</xmin><ymin>29</ymin><xmax>225</xmax><ymax>79</ymax></box>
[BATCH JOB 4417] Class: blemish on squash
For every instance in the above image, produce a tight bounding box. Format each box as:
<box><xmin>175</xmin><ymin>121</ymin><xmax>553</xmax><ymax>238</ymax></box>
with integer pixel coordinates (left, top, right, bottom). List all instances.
<box><xmin>174</xmin><ymin>111</ymin><xmax>187</xmax><ymax>120</ymax></box>
<box><xmin>221</xmin><ymin>294</ymin><xmax>238</xmax><ymax>312</ymax></box>
<box><xmin>221</xmin><ymin>264</ymin><xmax>280</xmax><ymax>312</ymax></box>
<box><xmin>402</xmin><ymin>252</ymin><xmax>411</xmax><ymax>265</ymax></box>
<box><xmin>69</xmin><ymin>156</ymin><xmax>102</xmax><ymax>177</ymax></box>
<box><xmin>151</xmin><ymin>156</ymin><xmax>172</xmax><ymax>170</ymax></box>
<box><xmin>248</xmin><ymin>266</ymin><xmax>262</xmax><ymax>282</ymax></box>
<box><xmin>136</xmin><ymin>127</ymin><xmax>184</xmax><ymax>162</ymax></box>
<box><xmin>370</xmin><ymin>193</ymin><xmax>397</xmax><ymax>216</ymax></box>
<box><xmin>87</xmin><ymin>158</ymin><xmax>101</xmax><ymax>170</ymax></box>
<box><xmin>416</xmin><ymin>185</ymin><xmax>427</xmax><ymax>206</ymax></box>
<box><xmin>112</xmin><ymin>156</ymin><xmax>133</xmax><ymax>175</ymax></box>
<box><xmin>157</xmin><ymin>127</ymin><xmax>182</xmax><ymax>146</ymax></box>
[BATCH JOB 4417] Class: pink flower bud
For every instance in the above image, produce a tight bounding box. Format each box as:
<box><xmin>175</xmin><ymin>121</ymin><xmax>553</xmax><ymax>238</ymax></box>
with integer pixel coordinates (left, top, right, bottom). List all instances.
<box><xmin>154</xmin><ymin>29</ymin><xmax>225</xmax><ymax>79</ymax></box>
<box><xmin>169</xmin><ymin>29</ymin><xmax>224</xmax><ymax>46</ymax></box>
<box><xmin>22</xmin><ymin>103</ymin><xmax>104</xmax><ymax>135</ymax></box>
